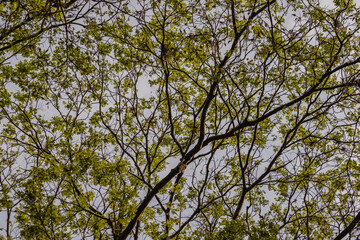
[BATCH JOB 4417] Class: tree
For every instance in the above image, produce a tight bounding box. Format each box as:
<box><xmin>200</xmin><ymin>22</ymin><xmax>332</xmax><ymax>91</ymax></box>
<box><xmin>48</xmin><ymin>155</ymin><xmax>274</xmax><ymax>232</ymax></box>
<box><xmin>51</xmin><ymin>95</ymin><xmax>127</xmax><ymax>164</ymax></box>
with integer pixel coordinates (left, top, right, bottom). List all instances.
<box><xmin>1</xmin><ymin>0</ymin><xmax>360</xmax><ymax>239</ymax></box>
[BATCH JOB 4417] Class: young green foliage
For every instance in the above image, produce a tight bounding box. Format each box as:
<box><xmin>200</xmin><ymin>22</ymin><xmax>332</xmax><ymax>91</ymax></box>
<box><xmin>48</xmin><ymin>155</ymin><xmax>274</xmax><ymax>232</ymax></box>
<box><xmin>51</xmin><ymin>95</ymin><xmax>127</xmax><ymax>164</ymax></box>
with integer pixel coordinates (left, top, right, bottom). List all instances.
<box><xmin>1</xmin><ymin>0</ymin><xmax>360</xmax><ymax>239</ymax></box>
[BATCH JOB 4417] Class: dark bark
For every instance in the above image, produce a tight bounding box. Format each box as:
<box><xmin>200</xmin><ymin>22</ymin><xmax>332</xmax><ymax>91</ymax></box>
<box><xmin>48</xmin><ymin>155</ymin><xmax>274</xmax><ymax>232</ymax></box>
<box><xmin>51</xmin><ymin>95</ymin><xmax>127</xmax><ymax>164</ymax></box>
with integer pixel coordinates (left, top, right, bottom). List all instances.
<box><xmin>334</xmin><ymin>211</ymin><xmax>360</xmax><ymax>240</ymax></box>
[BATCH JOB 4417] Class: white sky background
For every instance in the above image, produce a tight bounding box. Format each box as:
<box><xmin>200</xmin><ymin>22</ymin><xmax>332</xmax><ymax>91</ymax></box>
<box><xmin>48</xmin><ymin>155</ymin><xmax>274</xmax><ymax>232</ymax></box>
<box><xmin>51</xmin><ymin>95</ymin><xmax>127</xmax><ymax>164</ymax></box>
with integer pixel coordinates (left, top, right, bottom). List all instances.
<box><xmin>2</xmin><ymin>0</ymin><xmax>360</xmax><ymax>238</ymax></box>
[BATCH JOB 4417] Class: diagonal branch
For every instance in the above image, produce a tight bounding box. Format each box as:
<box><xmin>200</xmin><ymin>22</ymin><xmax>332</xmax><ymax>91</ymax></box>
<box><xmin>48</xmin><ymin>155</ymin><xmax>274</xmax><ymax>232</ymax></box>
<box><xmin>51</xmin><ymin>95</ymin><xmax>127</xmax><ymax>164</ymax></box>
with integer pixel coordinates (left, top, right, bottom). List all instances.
<box><xmin>333</xmin><ymin>211</ymin><xmax>360</xmax><ymax>240</ymax></box>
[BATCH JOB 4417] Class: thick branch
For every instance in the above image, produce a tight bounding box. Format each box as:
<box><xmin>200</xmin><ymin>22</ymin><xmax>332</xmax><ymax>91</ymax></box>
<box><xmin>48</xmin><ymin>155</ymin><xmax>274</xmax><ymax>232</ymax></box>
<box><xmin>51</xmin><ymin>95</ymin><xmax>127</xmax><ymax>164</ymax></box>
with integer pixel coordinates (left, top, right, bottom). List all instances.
<box><xmin>334</xmin><ymin>211</ymin><xmax>360</xmax><ymax>240</ymax></box>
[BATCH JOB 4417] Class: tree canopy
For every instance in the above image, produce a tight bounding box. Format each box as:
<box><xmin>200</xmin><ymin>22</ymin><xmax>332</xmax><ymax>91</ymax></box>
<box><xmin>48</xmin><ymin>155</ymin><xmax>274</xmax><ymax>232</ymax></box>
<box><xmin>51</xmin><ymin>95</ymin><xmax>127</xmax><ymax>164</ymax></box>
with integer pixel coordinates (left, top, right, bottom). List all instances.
<box><xmin>1</xmin><ymin>0</ymin><xmax>360</xmax><ymax>239</ymax></box>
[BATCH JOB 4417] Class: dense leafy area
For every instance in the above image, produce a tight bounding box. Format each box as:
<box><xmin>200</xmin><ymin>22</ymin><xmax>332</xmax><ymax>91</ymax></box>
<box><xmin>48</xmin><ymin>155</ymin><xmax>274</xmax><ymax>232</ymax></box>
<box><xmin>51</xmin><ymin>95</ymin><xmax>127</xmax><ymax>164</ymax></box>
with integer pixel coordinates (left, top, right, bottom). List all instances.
<box><xmin>1</xmin><ymin>0</ymin><xmax>360</xmax><ymax>239</ymax></box>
